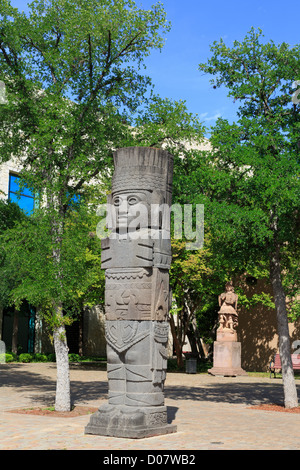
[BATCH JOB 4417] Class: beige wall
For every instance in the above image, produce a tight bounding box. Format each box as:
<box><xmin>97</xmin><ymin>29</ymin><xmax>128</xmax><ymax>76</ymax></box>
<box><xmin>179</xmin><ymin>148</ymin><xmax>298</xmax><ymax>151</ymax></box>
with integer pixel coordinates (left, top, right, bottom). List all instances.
<box><xmin>237</xmin><ymin>278</ymin><xmax>300</xmax><ymax>372</ymax></box>
<box><xmin>83</xmin><ymin>306</ymin><xmax>107</xmax><ymax>357</ymax></box>
<box><xmin>0</xmin><ymin>159</ymin><xmax>21</xmax><ymax>200</ymax></box>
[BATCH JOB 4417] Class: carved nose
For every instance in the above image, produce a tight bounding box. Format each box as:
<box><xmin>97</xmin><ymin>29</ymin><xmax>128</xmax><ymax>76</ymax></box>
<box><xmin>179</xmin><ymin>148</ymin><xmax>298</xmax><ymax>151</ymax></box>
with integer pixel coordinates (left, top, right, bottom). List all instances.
<box><xmin>118</xmin><ymin>199</ymin><xmax>128</xmax><ymax>214</ymax></box>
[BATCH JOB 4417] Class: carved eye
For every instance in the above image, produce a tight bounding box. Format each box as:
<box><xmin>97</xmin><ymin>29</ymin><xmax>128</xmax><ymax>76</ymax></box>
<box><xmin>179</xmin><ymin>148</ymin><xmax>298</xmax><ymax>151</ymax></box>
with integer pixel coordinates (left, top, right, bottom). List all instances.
<box><xmin>128</xmin><ymin>196</ymin><xmax>139</xmax><ymax>205</ymax></box>
<box><xmin>113</xmin><ymin>196</ymin><xmax>121</xmax><ymax>206</ymax></box>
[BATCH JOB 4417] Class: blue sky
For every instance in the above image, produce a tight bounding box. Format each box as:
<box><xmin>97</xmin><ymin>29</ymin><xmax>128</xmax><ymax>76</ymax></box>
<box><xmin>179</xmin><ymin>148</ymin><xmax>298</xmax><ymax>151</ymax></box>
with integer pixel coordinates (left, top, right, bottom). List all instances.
<box><xmin>10</xmin><ymin>0</ymin><xmax>300</xmax><ymax>131</ymax></box>
<box><xmin>138</xmin><ymin>0</ymin><xmax>300</xmax><ymax>129</ymax></box>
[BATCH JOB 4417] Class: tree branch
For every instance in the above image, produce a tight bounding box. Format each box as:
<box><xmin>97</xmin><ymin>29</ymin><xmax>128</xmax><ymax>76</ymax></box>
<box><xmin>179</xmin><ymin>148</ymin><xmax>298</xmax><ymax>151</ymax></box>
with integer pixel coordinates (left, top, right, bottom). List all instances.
<box><xmin>22</xmin><ymin>36</ymin><xmax>58</xmax><ymax>84</ymax></box>
<box><xmin>88</xmin><ymin>33</ymin><xmax>93</xmax><ymax>90</ymax></box>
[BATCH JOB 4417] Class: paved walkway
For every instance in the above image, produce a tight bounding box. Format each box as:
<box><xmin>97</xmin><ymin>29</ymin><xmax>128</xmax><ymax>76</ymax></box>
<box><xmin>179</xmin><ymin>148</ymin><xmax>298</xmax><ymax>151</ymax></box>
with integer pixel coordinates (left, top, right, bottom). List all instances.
<box><xmin>0</xmin><ymin>362</ymin><xmax>300</xmax><ymax>451</ymax></box>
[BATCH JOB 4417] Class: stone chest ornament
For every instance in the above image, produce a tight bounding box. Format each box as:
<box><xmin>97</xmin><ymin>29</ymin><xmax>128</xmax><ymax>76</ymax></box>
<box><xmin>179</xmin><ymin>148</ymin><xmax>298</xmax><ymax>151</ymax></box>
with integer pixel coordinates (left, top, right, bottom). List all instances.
<box><xmin>85</xmin><ymin>147</ymin><xmax>177</xmax><ymax>438</ymax></box>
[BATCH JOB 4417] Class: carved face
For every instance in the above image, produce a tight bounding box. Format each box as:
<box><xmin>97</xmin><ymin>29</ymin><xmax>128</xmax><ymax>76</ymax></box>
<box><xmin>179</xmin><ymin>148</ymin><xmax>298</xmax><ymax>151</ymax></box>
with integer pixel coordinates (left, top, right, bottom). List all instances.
<box><xmin>225</xmin><ymin>284</ymin><xmax>234</xmax><ymax>292</ymax></box>
<box><xmin>111</xmin><ymin>190</ymin><xmax>152</xmax><ymax>232</ymax></box>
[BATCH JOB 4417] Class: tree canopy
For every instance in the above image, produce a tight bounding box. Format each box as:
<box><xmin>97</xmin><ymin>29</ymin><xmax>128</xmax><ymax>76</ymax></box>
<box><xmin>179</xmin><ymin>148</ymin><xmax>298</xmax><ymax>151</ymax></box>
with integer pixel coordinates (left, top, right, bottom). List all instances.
<box><xmin>198</xmin><ymin>27</ymin><xmax>300</xmax><ymax>407</ymax></box>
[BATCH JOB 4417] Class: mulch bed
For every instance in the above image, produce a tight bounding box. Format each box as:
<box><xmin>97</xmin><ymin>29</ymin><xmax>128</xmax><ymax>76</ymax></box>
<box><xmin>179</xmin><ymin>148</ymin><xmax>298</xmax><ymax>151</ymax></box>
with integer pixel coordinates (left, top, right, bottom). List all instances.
<box><xmin>8</xmin><ymin>405</ymin><xmax>98</xmax><ymax>417</ymax></box>
<box><xmin>9</xmin><ymin>404</ymin><xmax>300</xmax><ymax>417</ymax></box>
<box><xmin>249</xmin><ymin>403</ymin><xmax>300</xmax><ymax>413</ymax></box>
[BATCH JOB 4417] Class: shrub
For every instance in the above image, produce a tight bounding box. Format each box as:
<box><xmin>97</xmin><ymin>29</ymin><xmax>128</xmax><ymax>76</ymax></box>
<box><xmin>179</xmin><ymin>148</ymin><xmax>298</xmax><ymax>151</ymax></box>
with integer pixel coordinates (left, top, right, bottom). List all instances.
<box><xmin>68</xmin><ymin>353</ymin><xmax>81</xmax><ymax>362</ymax></box>
<box><xmin>18</xmin><ymin>353</ymin><xmax>32</xmax><ymax>363</ymax></box>
<box><xmin>47</xmin><ymin>353</ymin><xmax>56</xmax><ymax>362</ymax></box>
<box><xmin>34</xmin><ymin>353</ymin><xmax>48</xmax><ymax>362</ymax></box>
<box><xmin>3</xmin><ymin>353</ymin><xmax>17</xmax><ymax>363</ymax></box>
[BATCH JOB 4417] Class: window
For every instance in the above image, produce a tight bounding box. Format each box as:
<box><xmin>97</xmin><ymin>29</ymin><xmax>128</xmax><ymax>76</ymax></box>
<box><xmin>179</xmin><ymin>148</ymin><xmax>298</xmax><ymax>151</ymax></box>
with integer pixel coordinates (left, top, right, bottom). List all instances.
<box><xmin>8</xmin><ymin>174</ymin><xmax>36</xmax><ymax>214</ymax></box>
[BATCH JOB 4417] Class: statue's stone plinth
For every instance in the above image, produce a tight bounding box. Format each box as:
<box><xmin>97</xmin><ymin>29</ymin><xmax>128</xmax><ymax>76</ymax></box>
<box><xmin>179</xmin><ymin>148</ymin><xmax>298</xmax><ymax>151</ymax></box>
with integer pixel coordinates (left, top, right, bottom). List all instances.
<box><xmin>216</xmin><ymin>329</ymin><xmax>238</xmax><ymax>342</ymax></box>
<box><xmin>85</xmin><ymin>404</ymin><xmax>176</xmax><ymax>439</ymax></box>
<box><xmin>208</xmin><ymin>340</ymin><xmax>247</xmax><ymax>376</ymax></box>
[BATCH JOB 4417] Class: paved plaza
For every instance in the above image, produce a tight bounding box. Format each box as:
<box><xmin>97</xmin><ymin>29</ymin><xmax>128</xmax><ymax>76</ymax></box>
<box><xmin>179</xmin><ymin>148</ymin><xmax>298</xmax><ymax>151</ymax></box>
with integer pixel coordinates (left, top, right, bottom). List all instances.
<box><xmin>0</xmin><ymin>362</ymin><xmax>300</xmax><ymax>451</ymax></box>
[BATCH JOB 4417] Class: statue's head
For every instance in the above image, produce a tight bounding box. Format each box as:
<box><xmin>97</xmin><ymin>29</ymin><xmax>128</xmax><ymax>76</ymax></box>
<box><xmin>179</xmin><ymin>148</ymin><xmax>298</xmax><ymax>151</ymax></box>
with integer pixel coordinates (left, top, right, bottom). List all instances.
<box><xmin>225</xmin><ymin>281</ymin><xmax>234</xmax><ymax>292</ymax></box>
<box><xmin>108</xmin><ymin>147</ymin><xmax>173</xmax><ymax>235</ymax></box>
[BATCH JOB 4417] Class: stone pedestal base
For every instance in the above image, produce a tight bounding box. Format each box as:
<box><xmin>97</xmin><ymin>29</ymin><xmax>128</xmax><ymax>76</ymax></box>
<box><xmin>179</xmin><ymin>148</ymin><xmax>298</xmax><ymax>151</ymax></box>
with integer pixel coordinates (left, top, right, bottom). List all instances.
<box><xmin>208</xmin><ymin>341</ymin><xmax>247</xmax><ymax>377</ymax></box>
<box><xmin>84</xmin><ymin>403</ymin><xmax>177</xmax><ymax>439</ymax></box>
<box><xmin>217</xmin><ymin>328</ymin><xmax>237</xmax><ymax>342</ymax></box>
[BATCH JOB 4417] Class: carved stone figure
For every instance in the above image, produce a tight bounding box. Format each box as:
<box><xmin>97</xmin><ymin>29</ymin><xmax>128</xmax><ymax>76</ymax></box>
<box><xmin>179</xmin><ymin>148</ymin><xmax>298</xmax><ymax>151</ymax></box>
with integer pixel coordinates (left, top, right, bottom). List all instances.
<box><xmin>85</xmin><ymin>147</ymin><xmax>176</xmax><ymax>438</ymax></box>
<box><xmin>208</xmin><ymin>282</ymin><xmax>247</xmax><ymax>377</ymax></box>
<box><xmin>217</xmin><ymin>281</ymin><xmax>238</xmax><ymax>340</ymax></box>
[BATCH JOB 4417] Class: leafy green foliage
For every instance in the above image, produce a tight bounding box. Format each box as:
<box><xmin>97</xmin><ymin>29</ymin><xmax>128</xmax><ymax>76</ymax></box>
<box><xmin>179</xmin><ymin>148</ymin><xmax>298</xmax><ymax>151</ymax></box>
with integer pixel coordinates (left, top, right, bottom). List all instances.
<box><xmin>0</xmin><ymin>190</ymin><xmax>105</xmax><ymax>328</ymax></box>
<box><xmin>0</xmin><ymin>199</ymin><xmax>27</xmax><ymax>309</ymax></box>
<box><xmin>0</xmin><ymin>199</ymin><xmax>26</xmax><ymax>233</ymax></box>
<box><xmin>0</xmin><ymin>0</ymin><xmax>170</xmax><ymax>329</ymax></box>
<box><xmin>133</xmin><ymin>95</ymin><xmax>205</xmax><ymax>149</ymax></box>
<box><xmin>198</xmin><ymin>28</ymin><xmax>300</xmax><ymax>313</ymax></box>
<box><xmin>197</xmin><ymin>30</ymin><xmax>300</xmax><ymax>407</ymax></box>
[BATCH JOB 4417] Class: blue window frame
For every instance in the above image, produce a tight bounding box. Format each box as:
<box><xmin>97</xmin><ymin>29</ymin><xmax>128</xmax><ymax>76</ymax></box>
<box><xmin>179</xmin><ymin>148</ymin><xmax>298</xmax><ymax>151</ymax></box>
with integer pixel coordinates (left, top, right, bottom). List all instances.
<box><xmin>8</xmin><ymin>173</ymin><xmax>36</xmax><ymax>214</ymax></box>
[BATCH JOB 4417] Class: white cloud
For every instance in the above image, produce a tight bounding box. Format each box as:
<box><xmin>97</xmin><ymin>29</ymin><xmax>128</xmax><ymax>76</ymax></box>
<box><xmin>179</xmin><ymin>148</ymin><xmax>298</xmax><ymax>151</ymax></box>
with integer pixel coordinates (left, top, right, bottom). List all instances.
<box><xmin>199</xmin><ymin>112</ymin><xmax>222</xmax><ymax>122</ymax></box>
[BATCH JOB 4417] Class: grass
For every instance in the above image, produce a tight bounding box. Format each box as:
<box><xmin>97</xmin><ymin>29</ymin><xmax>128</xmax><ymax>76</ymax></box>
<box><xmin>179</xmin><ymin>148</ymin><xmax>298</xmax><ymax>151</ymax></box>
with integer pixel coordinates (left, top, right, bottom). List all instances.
<box><xmin>245</xmin><ymin>371</ymin><xmax>300</xmax><ymax>379</ymax></box>
<box><xmin>3</xmin><ymin>352</ymin><xmax>107</xmax><ymax>364</ymax></box>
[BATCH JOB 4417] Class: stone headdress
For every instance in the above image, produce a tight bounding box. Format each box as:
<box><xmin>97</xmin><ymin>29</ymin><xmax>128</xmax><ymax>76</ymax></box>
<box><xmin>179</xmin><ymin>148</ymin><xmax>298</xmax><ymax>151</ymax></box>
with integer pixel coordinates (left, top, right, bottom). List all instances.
<box><xmin>111</xmin><ymin>147</ymin><xmax>173</xmax><ymax>204</ymax></box>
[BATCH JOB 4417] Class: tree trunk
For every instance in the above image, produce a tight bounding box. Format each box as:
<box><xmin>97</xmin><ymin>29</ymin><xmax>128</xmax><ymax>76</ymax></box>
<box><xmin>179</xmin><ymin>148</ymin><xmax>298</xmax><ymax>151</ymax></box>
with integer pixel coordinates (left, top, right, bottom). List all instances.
<box><xmin>169</xmin><ymin>314</ymin><xmax>184</xmax><ymax>368</ymax></box>
<box><xmin>270</xmin><ymin>244</ymin><xmax>298</xmax><ymax>408</ymax></box>
<box><xmin>12</xmin><ymin>306</ymin><xmax>19</xmax><ymax>355</ymax></box>
<box><xmin>0</xmin><ymin>304</ymin><xmax>4</xmax><ymax>341</ymax></box>
<box><xmin>50</xmin><ymin>199</ymin><xmax>71</xmax><ymax>411</ymax></box>
<box><xmin>78</xmin><ymin>312</ymin><xmax>83</xmax><ymax>357</ymax></box>
<box><xmin>188</xmin><ymin>319</ymin><xmax>208</xmax><ymax>359</ymax></box>
<box><xmin>53</xmin><ymin>303</ymin><xmax>71</xmax><ymax>412</ymax></box>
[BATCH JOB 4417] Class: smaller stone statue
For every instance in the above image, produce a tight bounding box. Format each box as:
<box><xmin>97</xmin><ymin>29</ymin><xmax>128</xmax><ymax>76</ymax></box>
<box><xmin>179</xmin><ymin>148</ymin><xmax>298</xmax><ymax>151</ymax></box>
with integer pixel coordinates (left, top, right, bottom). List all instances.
<box><xmin>208</xmin><ymin>281</ymin><xmax>247</xmax><ymax>376</ymax></box>
<box><xmin>217</xmin><ymin>281</ymin><xmax>238</xmax><ymax>338</ymax></box>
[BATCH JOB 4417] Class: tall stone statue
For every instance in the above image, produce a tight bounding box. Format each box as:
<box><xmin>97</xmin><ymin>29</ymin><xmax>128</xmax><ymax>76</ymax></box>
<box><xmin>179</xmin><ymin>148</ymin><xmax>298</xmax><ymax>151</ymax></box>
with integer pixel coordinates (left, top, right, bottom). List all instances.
<box><xmin>217</xmin><ymin>281</ymin><xmax>239</xmax><ymax>341</ymax></box>
<box><xmin>85</xmin><ymin>147</ymin><xmax>177</xmax><ymax>438</ymax></box>
<box><xmin>208</xmin><ymin>282</ymin><xmax>247</xmax><ymax>377</ymax></box>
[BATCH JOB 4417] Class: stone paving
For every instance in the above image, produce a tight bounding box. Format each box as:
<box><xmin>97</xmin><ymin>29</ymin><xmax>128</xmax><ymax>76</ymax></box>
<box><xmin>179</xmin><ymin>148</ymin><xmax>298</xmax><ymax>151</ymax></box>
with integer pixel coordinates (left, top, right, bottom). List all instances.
<box><xmin>0</xmin><ymin>362</ymin><xmax>300</xmax><ymax>451</ymax></box>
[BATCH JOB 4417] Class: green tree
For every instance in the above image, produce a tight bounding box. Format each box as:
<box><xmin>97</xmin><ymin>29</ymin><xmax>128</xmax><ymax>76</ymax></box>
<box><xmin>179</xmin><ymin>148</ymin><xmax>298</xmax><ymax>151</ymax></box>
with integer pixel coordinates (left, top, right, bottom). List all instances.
<box><xmin>132</xmin><ymin>94</ymin><xmax>204</xmax><ymax>150</ymax></box>
<box><xmin>0</xmin><ymin>199</ymin><xmax>27</xmax><ymax>346</ymax></box>
<box><xmin>0</xmin><ymin>0</ymin><xmax>169</xmax><ymax>411</ymax></box>
<box><xmin>169</xmin><ymin>235</ymin><xmax>225</xmax><ymax>368</ymax></box>
<box><xmin>0</xmin><ymin>198</ymin><xmax>25</xmax><ymax>234</ymax></box>
<box><xmin>1</xmin><ymin>187</ymin><xmax>105</xmax><ymax>335</ymax></box>
<box><xmin>199</xmin><ymin>28</ymin><xmax>300</xmax><ymax>407</ymax></box>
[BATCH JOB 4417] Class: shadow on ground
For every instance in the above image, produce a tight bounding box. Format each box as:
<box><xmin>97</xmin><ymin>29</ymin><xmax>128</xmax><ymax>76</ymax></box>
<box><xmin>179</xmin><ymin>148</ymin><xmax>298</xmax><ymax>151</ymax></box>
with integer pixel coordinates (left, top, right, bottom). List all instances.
<box><xmin>1</xmin><ymin>364</ymin><xmax>299</xmax><ymax>408</ymax></box>
<box><xmin>165</xmin><ymin>381</ymin><xmax>299</xmax><ymax>406</ymax></box>
<box><xmin>0</xmin><ymin>364</ymin><xmax>108</xmax><ymax>407</ymax></box>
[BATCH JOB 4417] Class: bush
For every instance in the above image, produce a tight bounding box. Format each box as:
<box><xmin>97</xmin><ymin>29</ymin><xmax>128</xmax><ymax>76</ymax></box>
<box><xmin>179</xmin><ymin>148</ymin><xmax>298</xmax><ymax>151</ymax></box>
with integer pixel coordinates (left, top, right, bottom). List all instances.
<box><xmin>68</xmin><ymin>353</ymin><xmax>81</xmax><ymax>362</ymax></box>
<box><xmin>6</xmin><ymin>353</ymin><xmax>16</xmax><ymax>363</ymax></box>
<box><xmin>34</xmin><ymin>353</ymin><xmax>48</xmax><ymax>362</ymax></box>
<box><xmin>47</xmin><ymin>353</ymin><xmax>56</xmax><ymax>362</ymax></box>
<box><xmin>18</xmin><ymin>353</ymin><xmax>32</xmax><ymax>363</ymax></box>
<box><xmin>4</xmin><ymin>352</ymin><xmax>17</xmax><ymax>363</ymax></box>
